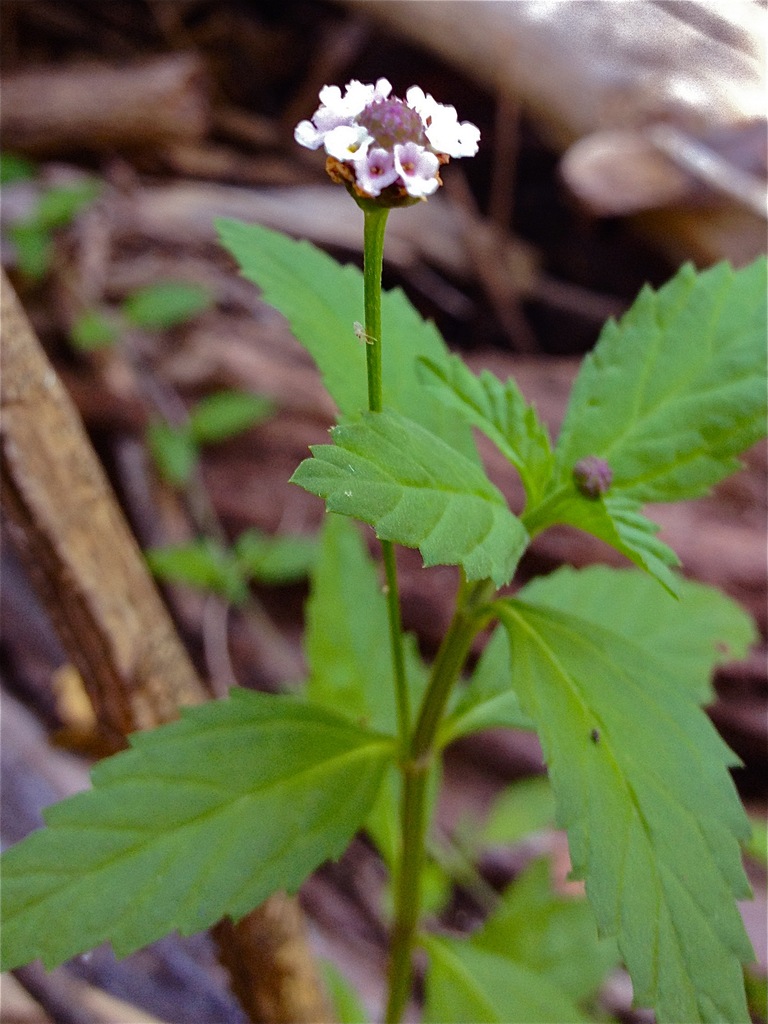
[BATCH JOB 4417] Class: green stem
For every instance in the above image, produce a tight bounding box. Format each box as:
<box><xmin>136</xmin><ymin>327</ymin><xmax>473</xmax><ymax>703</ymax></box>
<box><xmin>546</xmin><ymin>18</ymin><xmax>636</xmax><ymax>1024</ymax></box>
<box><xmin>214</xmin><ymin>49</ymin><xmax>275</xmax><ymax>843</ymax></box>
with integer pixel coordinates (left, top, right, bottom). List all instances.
<box><xmin>363</xmin><ymin>207</ymin><xmax>388</xmax><ymax>414</ymax></box>
<box><xmin>385</xmin><ymin>574</ymin><xmax>496</xmax><ymax>1023</ymax></box>
<box><xmin>361</xmin><ymin>206</ymin><xmax>410</xmax><ymax>745</ymax></box>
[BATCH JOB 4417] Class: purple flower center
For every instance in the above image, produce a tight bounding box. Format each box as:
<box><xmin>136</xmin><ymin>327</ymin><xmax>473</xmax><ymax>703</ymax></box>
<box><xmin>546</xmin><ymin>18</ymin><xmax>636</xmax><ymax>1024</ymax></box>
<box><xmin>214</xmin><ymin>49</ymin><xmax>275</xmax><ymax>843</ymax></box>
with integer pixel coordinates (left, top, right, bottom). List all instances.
<box><xmin>358</xmin><ymin>98</ymin><xmax>425</xmax><ymax>150</ymax></box>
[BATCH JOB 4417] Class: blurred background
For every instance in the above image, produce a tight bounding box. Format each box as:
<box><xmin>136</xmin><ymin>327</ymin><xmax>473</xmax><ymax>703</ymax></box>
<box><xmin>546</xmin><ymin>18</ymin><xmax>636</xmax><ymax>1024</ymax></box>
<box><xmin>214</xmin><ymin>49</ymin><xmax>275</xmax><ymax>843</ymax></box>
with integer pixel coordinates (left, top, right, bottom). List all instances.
<box><xmin>1</xmin><ymin>3</ymin><xmax>766</xmax><ymax>1022</ymax></box>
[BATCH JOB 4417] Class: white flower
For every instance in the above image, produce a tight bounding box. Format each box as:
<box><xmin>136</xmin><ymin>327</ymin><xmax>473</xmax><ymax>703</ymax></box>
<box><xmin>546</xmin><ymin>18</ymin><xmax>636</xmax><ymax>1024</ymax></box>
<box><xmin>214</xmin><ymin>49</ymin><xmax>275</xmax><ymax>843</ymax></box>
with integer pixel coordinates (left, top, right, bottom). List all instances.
<box><xmin>394</xmin><ymin>142</ymin><xmax>440</xmax><ymax>198</ymax></box>
<box><xmin>295</xmin><ymin>78</ymin><xmax>480</xmax><ymax>202</ymax></box>
<box><xmin>354</xmin><ymin>147</ymin><xmax>400</xmax><ymax>197</ymax></box>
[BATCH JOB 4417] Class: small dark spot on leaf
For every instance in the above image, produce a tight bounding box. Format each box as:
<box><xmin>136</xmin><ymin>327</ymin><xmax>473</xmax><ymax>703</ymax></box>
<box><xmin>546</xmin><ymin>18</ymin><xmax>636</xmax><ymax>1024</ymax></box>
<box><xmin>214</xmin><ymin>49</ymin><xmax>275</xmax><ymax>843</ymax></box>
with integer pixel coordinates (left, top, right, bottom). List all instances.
<box><xmin>590</xmin><ymin>728</ymin><xmax>600</xmax><ymax>744</ymax></box>
<box><xmin>715</xmin><ymin>641</ymin><xmax>730</xmax><ymax>656</ymax></box>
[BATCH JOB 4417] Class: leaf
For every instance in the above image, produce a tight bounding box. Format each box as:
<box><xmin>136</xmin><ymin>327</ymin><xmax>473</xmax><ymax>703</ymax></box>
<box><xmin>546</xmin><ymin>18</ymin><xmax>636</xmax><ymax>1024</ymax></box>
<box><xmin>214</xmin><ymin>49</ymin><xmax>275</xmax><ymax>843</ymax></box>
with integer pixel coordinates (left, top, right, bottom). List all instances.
<box><xmin>123</xmin><ymin>281</ymin><xmax>213</xmax><ymax>330</ymax></box>
<box><xmin>495</xmin><ymin>595</ymin><xmax>754</xmax><ymax>1023</ymax></box>
<box><xmin>481</xmin><ymin>776</ymin><xmax>555</xmax><ymax>847</ymax></box>
<box><xmin>70</xmin><ymin>309</ymin><xmax>120</xmax><ymax>351</ymax></box>
<box><xmin>189</xmin><ymin>390</ymin><xmax>273</xmax><ymax>444</ymax></box>
<box><xmin>33</xmin><ymin>180</ymin><xmax>101</xmax><ymax>229</ymax></box>
<box><xmin>419</xmin><ymin>354</ymin><xmax>554</xmax><ymax>506</ymax></box>
<box><xmin>234</xmin><ymin>529</ymin><xmax>316</xmax><ymax>585</ymax></box>
<box><xmin>146</xmin><ymin>538</ymin><xmax>248</xmax><ymax>605</ymax></box>
<box><xmin>214</xmin><ymin>218</ymin><xmax>478</xmax><ymax>461</ymax></box>
<box><xmin>421</xmin><ymin>934</ymin><xmax>591</xmax><ymax>1024</ymax></box>
<box><xmin>553</xmin><ymin>258</ymin><xmax>767</xmax><ymax>503</ymax></box>
<box><xmin>321</xmin><ymin>961</ymin><xmax>370</xmax><ymax>1024</ymax></box>
<box><xmin>291</xmin><ymin>408</ymin><xmax>528</xmax><ymax>587</ymax></box>
<box><xmin>8</xmin><ymin>223</ymin><xmax>52</xmax><ymax>281</ymax></box>
<box><xmin>1</xmin><ymin>690</ymin><xmax>393</xmax><ymax>971</ymax></box>
<box><xmin>0</xmin><ymin>152</ymin><xmax>36</xmax><ymax>184</ymax></box>
<box><xmin>146</xmin><ymin>420</ymin><xmax>198</xmax><ymax>487</ymax></box>
<box><xmin>523</xmin><ymin>487</ymin><xmax>681</xmax><ymax>595</ymax></box>
<box><xmin>518</xmin><ymin>563</ymin><xmax>757</xmax><ymax>703</ymax></box>
<box><xmin>474</xmin><ymin>857</ymin><xmax>618</xmax><ymax>1002</ymax></box>
<box><xmin>303</xmin><ymin>514</ymin><xmax>427</xmax><ymax>735</ymax></box>
<box><xmin>440</xmin><ymin>626</ymin><xmax>534</xmax><ymax>746</ymax></box>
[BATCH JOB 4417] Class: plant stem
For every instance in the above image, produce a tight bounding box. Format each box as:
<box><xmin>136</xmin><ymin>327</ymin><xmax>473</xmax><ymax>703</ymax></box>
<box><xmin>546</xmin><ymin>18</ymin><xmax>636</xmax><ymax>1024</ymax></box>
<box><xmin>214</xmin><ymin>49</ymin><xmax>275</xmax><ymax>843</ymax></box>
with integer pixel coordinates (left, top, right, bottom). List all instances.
<box><xmin>361</xmin><ymin>206</ymin><xmax>410</xmax><ymax>745</ymax></box>
<box><xmin>385</xmin><ymin>574</ymin><xmax>495</xmax><ymax>1023</ymax></box>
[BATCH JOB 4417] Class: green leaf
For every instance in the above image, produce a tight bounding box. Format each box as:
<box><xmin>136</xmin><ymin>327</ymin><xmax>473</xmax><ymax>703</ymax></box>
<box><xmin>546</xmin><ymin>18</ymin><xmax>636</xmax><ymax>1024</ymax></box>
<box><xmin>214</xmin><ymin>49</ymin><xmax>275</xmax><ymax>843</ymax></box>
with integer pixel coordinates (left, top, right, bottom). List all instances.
<box><xmin>8</xmin><ymin>223</ymin><xmax>52</xmax><ymax>280</ymax></box>
<box><xmin>33</xmin><ymin>180</ymin><xmax>101</xmax><ymax>229</ymax></box>
<box><xmin>1</xmin><ymin>690</ymin><xmax>393</xmax><ymax>971</ymax></box>
<box><xmin>189</xmin><ymin>390</ymin><xmax>273</xmax><ymax>444</ymax></box>
<box><xmin>419</xmin><ymin>354</ymin><xmax>554</xmax><ymax>506</ymax></box>
<box><xmin>0</xmin><ymin>152</ymin><xmax>37</xmax><ymax>184</ymax></box>
<box><xmin>495</xmin><ymin>594</ymin><xmax>754</xmax><ymax>1024</ymax></box>
<box><xmin>123</xmin><ymin>281</ymin><xmax>213</xmax><ymax>330</ymax></box>
<box><xmin>518</xmin><ymin>563</ymin><xmax>757</xmax><ymax>703</ymax></box>
<box><xmin>234</xmin><ymin>529</ymin><xmax>316</xmax><ymax>585</ymax></box>
<box><xmin>481</xmin><ymin>776</ymin><xmax>555</xmax><ymax>847</ymax></box>
<box><xmin>440</xmin><ymin>626</ymin><xmax>534</xmax><ymax>746</ymax></box>
<box><xmin>146</xmin><ymin>538</ymin><xmax>248</xmax><ymax>605</ymax></box>
<box><xmin>291</xmin><ymin>408</ymin><xmax>528</xmax><ymax>587</ymax></box>
<box><xmin>474</xmin><ymin>857</ymin><xmax>618</xmax><ymax>1002</ymax></box>
<box><xmin>321</xmin><ymin>961</ymin><xmax>370</xmax><ymax>1024</ymax></box>
<box><xmin>70</xmin><ymin>309</ymin><xmax>121</xmax><ymax>351</ymax></box>
<box><xmin>146</xmin><ymin>420</ymin><xmax>198</xmax><ymax>487</ymax></box>
<box><xmin>422</xmin><ymin>934</ymin><xmax>591</xmax><ymax>1024</ymax></box>
<box><xmin>553</xmin><ymin>258</ymin><xmax>768</xmax><ymax>503</ymax></box>
<box><xmin>524</xmin><ymin>487</ymin><xmax>682</xmax><ymax>595</ymax></box>
<box><xmin>304</xmin><ymin>514</ymin><xmax>426</xmax><ymax>735</ymax></box>
<box><xmin>214</xmin><ymin>218</ymin><xmax>478</xmax><ymax>460</ymax></box>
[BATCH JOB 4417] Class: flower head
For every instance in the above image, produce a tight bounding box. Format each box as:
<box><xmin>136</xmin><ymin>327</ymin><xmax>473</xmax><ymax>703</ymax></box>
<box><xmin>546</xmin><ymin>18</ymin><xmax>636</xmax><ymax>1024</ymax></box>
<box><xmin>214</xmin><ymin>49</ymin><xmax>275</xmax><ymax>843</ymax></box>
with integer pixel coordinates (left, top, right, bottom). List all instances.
<box><xmin>294</xmin><ymin>78</ymin><xmax>480</xmax><ymax>204</ymax></box>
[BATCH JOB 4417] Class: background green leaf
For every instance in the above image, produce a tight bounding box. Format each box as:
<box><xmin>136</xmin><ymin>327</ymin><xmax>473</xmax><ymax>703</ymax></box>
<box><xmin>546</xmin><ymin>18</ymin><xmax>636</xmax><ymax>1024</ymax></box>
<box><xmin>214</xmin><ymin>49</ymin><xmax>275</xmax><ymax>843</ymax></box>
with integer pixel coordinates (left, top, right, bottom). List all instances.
<box><xmin>474</xmin><ymin>857</ymin><xmax>618</xmax><ymax>1003</ymax></box>
<box><xmin>146</xmin><ymin>420</ymin><xmax>198</xmax><ymax>487</ymax></box>
<box><xmin>480</xmin><ymin>776</ymin><xmax>555</xmax><ymax>847</ymax></box>
<box><xmin>123</xmin><ymin>280</ymin><xmax>213</xmax><ymax>330</ymax></box>
<box><xmin>292</xmin><ymin>408</ymin><xmax>528</xmax><ymax>586</ymax></box>
<box><xmin>303</xmin><ymin>514</ymin><xmax>426</xmax><ymax>735</ymax></box>
<box><xmin>321</xmin><ymin>960</ymin><xmax>370</xmax><ymax>1024</ymax></box>
<box><xmin>422</xmin><ymin>934</ymin><xmax>591</xmax><ymax>1023</ymax></box>
<box><xmin>553</xmin><ymin>258</ymin><xmax>767</xmax><ymax>503</ymax></box>
<box><xmin>496</xmin><ymin>593</ymin><xmax>754</xmax><ymax>1023</ymax></box>
<box><xmin>1</xmin><ymin>690</ymin><xmax>393</xmax><ymax>971</ymax></box>
<box><xmin>440</xmin><ymin>626</ymin><xmax>534</xmax><ymax>746</ymax></box>
<box><xmin>146</xmin><ymin>538</ymin><xmax>248</xmax><ymax>605</ymax></box>
<box><xmin>33</xmin><ymin>179</ymin><xmax>101</xmax><ymax>229</ymax></box>
<box><xmin>215</xmin><ymin>218</ymin><xmax>478</xmax><ymax>460</ymax></box>
<box><xmin>70</xmin><ymin>308</ymin><xmax>121</xmax><ymax>351</ymax></box>
<box><xmin>188</xmin><ymin>390</ymin><xmax>273</xmax><ymax>444</ymax></box>
<box><xmin>233</xmin><ymin>528</ymin><xmax>316</xmax><ymax>585</ymax></box>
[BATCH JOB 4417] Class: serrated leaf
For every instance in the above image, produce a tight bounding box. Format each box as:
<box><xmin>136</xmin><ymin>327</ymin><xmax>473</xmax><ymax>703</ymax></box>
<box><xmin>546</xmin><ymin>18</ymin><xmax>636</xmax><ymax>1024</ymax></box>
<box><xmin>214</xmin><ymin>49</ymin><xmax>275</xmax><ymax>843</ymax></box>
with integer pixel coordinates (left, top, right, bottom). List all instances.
<box><xmin>474</xmin><ymin>857</ymin><xmax>618</xmax><ymax>1002</ymax></box>
<box><xmin>291</xmin><ymin>408</ymin><xmax>528</xmax><ymax>587</ymax></box>
<box><xmin>123</xmin><ymin>281</ymin><xmax>212</xmax><ymax>330</ymax></box>
<box><xmin>553</xmin><ymin>258</ymin><xmax>767</xmax><ymax>503</ymax></box>
<box><xmin>146</xmin><ymin>538</ymin><xmax>248</xmax><ymax>605</ymax></box>
<box><xmin>146</xmin><ymin>420</ymin><xmax>198</xmax><ymax>487</ymax></box>
<box><xmin>189</xmin><ymin>390</ymin><xmax>273</xmax><ymax>444</ymax></box>
<box><xmin>495</xmin><ymin>596</ymin><xmax>754</xmax><ymax>1023</ymax></box>
<box><xmin>524</xmin><ymin>486</ymin><xmax>681</xmax><ymax>595</ymax></box>
<box><xmin>440</xmin><ymin>626</ymin><xmax>534</xmax><ymax>746</ymax></box>
<box><xmin>422</xmin><ymin>934</ymin><xmax>591</xmax><ymax>1024</ymax></box>
<box><xmin>234</xmin><ymin>529</ymin><xmax>316</xmax><ymax>585</ymax></box>
<box><xmin>419</xmin><ymin>354</ymin><xmax>554</xmax><ymax>506</ymax></box>
<box><xmin>1</xmin><ymin>690</ymin><xmax>393</xmax><ymax>971</ymax></box>
<box><xmin>304</xmin><ymin>514</ymin><xmax>427</xmax><ymax>735</ymax></box>
<box><xmin>214</xmin><ymin>218</ymin><xmax>478</xmax><ymax>461</ymax></box>
<box><xmin>518</xmin><ymin>563</ymin><xmax>757</xmax><ymax>703</ymax></box>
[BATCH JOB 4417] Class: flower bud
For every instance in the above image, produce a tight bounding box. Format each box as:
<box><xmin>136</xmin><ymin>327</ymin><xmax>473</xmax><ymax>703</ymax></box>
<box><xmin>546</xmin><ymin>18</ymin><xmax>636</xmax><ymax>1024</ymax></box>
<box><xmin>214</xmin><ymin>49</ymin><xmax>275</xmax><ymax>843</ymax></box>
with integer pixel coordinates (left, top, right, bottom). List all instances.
<box><xmin>573</xmin><ymin>456</ymin><xmax>613</xmax><ymax>499</ymax></box>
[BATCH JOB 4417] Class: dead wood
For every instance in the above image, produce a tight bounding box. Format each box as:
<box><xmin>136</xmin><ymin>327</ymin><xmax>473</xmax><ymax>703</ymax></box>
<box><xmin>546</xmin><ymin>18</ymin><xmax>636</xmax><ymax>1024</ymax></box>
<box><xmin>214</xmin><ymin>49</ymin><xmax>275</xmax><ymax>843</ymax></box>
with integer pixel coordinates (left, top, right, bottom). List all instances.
<box><xmin>0</xmin><ymin>53</ymin><xmax>209</xmax><ymax>156</ymax></box>
<box><xmin>0</xmin><ymin>272</ymin><xmax>332</xmax><ymax>1024</ymax></box>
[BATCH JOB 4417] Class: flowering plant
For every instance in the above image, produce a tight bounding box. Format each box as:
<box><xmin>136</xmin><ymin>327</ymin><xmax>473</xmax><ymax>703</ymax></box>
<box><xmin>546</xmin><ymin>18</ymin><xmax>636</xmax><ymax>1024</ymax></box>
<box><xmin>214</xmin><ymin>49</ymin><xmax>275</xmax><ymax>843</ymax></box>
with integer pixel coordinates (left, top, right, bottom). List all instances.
<box><xmin>1</xmin><ymin>80</ymin><xmax>766</xmax><ymax>1024</ymax></box>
